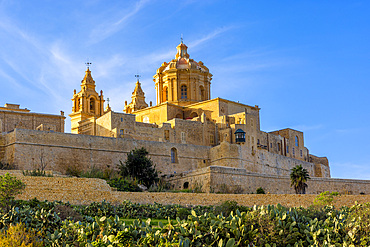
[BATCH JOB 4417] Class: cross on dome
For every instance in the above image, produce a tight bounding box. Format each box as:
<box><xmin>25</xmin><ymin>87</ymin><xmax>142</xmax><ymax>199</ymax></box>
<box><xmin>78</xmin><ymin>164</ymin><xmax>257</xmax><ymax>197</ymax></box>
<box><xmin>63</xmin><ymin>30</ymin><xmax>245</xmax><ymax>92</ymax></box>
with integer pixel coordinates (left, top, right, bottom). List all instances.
<box><xmin>85</xmin><ymin>62</ymin><xmax>92</xmax><ymax>69</ymax></box>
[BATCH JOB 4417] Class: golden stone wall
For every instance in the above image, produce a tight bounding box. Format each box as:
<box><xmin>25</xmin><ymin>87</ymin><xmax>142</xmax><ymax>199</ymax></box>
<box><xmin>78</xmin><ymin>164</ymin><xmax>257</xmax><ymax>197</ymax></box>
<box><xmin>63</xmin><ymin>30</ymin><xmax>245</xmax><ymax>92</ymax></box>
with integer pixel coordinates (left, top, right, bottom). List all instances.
<box><xmin>1</xmin><ymin>128</ymin><xmax>329</xmax><ymax>180</ymax></box>
<box><xmin>1</xmin><ymin>170</ymin><xmax>368</xmax><ymax>208</ymax></box>
<box><xmin>0</xmin><ymin>108</ymin><xmax>65</xmax><ymax>133</ymax></box>
<box><xmin>169</xmin><ymin>166</ymin><xmax>370</xmax><ymax>195</ymax></box>
<box><xmin>210</xmin><ymin>141</ymin><xmax>316</xmax><ymax>177</ymax></box>
<box><xmin>2</xmin><ymin>129</ymin><xmax>210</xmax><ymax>175</ymax></box>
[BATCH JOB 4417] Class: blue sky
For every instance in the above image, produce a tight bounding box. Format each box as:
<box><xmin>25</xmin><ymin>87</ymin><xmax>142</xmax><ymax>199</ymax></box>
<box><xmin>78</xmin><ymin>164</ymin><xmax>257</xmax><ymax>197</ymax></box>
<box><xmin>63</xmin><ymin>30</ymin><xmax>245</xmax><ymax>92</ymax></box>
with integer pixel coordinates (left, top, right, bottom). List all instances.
<box><xmin>0</xmin><ymin>1</ymin><xmax>369</xmax><ymax>179</ymax></box>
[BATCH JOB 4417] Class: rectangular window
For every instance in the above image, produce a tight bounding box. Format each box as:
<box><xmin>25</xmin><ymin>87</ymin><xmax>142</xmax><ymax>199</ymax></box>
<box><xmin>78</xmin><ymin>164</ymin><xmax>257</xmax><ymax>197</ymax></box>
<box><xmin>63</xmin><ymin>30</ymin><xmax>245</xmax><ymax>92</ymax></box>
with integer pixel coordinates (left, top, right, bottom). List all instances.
<box><xmin>287</xmin><ymin>145</ymin><xmax>289</xmax><ymax>153</ymax></box>
<box><xmin>181</xmin><ymin>132</ymin><xmax>186</xmax><ymax>142</ymax></box>
<box><xmin>270</xmin><ymin>143</ymin><xmax>272</xmax><ymax>148</ymax></box>
<box><xmin>278</xmin><ymin>143</ymin><xmax>281</xmax><ymax>152</ymax></box>
<box><xmin>293</xmin><ymin>147</ymin><xmax>295</xmax><ymax>156</ymax></box>
<box><xmin>300</xmin><ymin>150</ymin><xmax>303</xmax><ymax>157</ymax></box>
<box><xmin>121</xmin><ymin>118</ymin><xmax>123</xmax><ymax>122</ymax></box>
<box><xmin>119</xmin><ymin>129</ymin><xmax>124</xmax><ymax>138</ymax></box>
<box><xmin>210</xmin><ymin>134</ymin><xmax>214</xmax><ymax>145</ymax></box>
<box><xmin>164</xmin><ymin>130</ymin><xmax>170</xmax><ymax>140</ymax></box>
<box><xmin>181</xmin><ymin>85</ymin><xmax>187</xmax><ymax>99</ymax></box>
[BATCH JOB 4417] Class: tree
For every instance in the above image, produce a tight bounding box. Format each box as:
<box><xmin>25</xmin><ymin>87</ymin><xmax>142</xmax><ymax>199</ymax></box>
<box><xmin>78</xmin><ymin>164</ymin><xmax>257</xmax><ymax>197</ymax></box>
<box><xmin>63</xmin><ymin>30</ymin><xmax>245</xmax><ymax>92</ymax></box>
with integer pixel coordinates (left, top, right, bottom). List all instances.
<box><xmin>290</xmin><ymin>165</ymin><xmax>310</xmax><ymax>194</ymax></box>
<box><xmin>119</xmin><ymin>147</ymin><xmax>158</xmax><ymax>188</ymax></box>
<box><xmin>0</xmin><ymin>173</ymin><xmax>26</xmax><ymax>211</ymax></box>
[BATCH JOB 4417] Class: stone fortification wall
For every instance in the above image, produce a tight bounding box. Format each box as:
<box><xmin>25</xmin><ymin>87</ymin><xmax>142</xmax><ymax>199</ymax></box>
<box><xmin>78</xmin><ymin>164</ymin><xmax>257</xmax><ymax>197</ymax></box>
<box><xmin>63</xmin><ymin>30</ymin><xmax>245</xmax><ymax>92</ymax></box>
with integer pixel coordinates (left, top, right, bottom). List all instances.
<box><xmin>210</xmin><ymin>141</ymin><xmax>319</xmax><ymax>177</ymax></box>
<box><xmin>169</xmin><ymin>166</ymin><xmax>370</xmax><ymax>195</ymax></box>
<box><xmin>1</xmin><ymin>129</ymin><xmax>210</xmax><ymax>175</ymax></box>
<box><xmin>2</xmin><ymin>170</ymin><xmax>369</xmax><ymax>208</ymax></box>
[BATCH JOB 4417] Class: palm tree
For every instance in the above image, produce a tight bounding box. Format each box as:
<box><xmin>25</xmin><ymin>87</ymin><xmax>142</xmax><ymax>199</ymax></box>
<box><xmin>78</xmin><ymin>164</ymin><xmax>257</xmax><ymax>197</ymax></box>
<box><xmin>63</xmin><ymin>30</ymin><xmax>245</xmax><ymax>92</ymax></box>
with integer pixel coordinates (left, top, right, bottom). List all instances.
<box><xmin>290</xmin><ymin>165</ymin><xmax>310</xmax><ymax>194</ymax></box>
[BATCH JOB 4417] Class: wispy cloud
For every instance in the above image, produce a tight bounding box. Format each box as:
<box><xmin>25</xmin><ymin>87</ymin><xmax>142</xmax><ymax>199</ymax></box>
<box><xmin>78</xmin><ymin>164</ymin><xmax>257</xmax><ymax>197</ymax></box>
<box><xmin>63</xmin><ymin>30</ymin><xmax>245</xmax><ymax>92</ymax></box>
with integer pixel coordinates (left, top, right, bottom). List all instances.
<box><xmin>188</xmin><ymin>26</ymin><xmax>235</xmax><ymax>49</ymax></box>
<box><xmin>134</xmin><ymin>26</ymin><xmax>235</xmax><ymax>70</ymax></box>
<box><xmin>0</xmin><ymin>67</ymin><xmax>25</xmax><ymax>89</ymax></box>
<box><xmin>89</xmin><ymin>0</ymin><xmax>151</xmax><ymax>44</ymax></box>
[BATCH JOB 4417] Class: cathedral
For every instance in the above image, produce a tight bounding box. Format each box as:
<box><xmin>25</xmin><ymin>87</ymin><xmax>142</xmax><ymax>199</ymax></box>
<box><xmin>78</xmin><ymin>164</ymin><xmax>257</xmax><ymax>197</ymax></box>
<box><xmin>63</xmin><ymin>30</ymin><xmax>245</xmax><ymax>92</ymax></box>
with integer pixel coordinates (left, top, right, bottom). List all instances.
<box><xmin>3</xmin><ymin>41</ymin><xmax>368</xmax><ymax>195</ymax></box>
<box><xmin>68</xmin><ymin>40</ymin><xmax>329</xmax><ymax>178</ymax></box>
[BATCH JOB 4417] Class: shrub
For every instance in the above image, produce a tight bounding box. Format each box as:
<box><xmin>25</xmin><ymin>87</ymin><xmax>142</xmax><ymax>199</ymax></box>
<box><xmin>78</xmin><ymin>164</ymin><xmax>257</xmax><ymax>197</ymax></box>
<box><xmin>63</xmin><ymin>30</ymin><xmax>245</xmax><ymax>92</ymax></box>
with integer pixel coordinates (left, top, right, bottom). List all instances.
<box><xmin>65</xmin><ymin>165</ymin><xmax>81</xmax><ymax>177</ymax></box>
<box><xmin>345</xmin><ymin>203</ymin><xmax>370</xmax><ymax>244</ymax></box>
<box><xmin>256</xmin><ymin>187</ymin><xmax>265</xmax><ymax>194</ymax></box>
<box><xmin>313</xmin><ymin>191</ymin><xmax>340</xmax><ymax>206</ymax></box>
<box><xmin>0</xmin><ymin>162</ymin><xmax>17</xmax><ymax>170</ymax></box>
<box><xmin>0</xmin><ymin>173</ymin><xmax>26</xmax><ymax>211</ymax></box>
<box><xmin>119</xmin><ymin>147</ymin><xmax>158</xmax><ymax>188</ymax></box>
<box><xmin>107</xmin><ymin>177</ymin><xmax>141</xmax><ymax>192</ymax></box>
<box><xmin>214</xmin><ymin>200</ymin><xmax>238</xmax><ymax>217</ymax></box>
<box><xmin>0</xmin><ymin>223</ymin><xmax>43</xmax><ymax>247</ymax></box>
<box><xmin>22</xmin><ymin>169</ymin><xmax>53</xmax><ymax>177</ymax></box>
<box><xmin>80</xmin><ymin>166</ymin><xmax>118</xmax><ymax>180</ymax></box>
<box><xmin>176</xmin><ymin>207</ymin><xmax>191</xmax><ymax>220</ymax></box>
<box><xmin>53</xmin><ymin>204</ymin><xmax>83</xmax><ymax>222</ymax></box>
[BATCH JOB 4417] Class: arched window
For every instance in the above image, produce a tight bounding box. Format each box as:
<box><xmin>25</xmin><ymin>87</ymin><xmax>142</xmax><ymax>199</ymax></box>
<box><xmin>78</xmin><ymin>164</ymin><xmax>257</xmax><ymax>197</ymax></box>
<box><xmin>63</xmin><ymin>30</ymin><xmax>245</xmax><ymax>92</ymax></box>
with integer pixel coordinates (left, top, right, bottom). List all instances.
<box><xmin>90</xmin><ymin>98</ymin><xmax>95</xmax><ymax>113</ymax></box>
<box><xmin>200</xmin><ymin>86</ymin><xmax>205</xmax><ymax>100</ymax></box>
<box><xmin>171</xmin><ymin>147</ymin><xmax>178</xmax><ymax>163</ymax></box>
<box><xmin>295</xmin><ymin>136</ymin><xmax>299</xmax><ymax>147</ymax></box>
<box><xmin>181</xmin><ymin>85</ymin><xmax>187</xmax><ymax>99</ymax></box>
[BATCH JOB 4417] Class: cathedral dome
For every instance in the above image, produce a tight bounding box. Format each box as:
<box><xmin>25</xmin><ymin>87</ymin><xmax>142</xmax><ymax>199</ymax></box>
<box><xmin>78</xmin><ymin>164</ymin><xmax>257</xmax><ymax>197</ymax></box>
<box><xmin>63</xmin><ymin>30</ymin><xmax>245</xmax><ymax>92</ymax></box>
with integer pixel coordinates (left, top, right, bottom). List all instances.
<box><xmin>153</xmin><ymin>40</ymin><xmax>213</xmax><ymax>106</ymax></box>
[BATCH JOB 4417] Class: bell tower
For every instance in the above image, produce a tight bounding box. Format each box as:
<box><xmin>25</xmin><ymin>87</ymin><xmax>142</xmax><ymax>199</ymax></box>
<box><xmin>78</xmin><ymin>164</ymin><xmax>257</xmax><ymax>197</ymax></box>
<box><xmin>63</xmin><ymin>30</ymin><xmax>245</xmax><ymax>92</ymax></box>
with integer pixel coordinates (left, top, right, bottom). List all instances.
<box><xmin>123</xmin><ymin>75</ymin><xmax>148</xmax><ymax>113</ymax></box>
<box><xmin>154</xmin><ymin>40</ymin><xmax>213</xmax><ymax>106</ymax></box>
<box><xmin>69</xmin><ymin>63</ymin><xmax>105</xmax><ymax>134</ymax></box>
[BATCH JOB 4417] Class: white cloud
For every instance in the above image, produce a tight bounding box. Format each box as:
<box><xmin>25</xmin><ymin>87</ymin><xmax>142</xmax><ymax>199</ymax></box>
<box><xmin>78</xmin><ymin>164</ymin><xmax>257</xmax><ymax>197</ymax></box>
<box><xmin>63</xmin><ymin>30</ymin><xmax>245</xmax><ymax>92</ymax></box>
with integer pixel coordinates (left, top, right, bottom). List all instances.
<box><xmin>188</xmin><ymin>26</ymin><xmax>235</xmax><ymax>49</ymax></box>
<box><xmin>89</xmin><ymin>0</ymin><xmax>151</xmax><ymax>44</ymax></box>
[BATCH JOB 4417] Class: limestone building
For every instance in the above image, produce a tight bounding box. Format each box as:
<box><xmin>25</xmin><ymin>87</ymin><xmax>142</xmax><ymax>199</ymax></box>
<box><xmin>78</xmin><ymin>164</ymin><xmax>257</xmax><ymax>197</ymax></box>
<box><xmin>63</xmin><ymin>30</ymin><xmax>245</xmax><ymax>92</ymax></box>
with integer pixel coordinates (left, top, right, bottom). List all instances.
<box><xmin>0</xmin><ymin>103</ymin><xmax>65</xmax><ymax>133</ymax></box>
<box><xmin>70</xmin><ymin>41</ymin><xmax>330</xmax><ymax>180</ymax></box>
<box><xmin>4</xmin><ymin>41</ymin><xmax>368</xmax><ymax>195</ymax></box>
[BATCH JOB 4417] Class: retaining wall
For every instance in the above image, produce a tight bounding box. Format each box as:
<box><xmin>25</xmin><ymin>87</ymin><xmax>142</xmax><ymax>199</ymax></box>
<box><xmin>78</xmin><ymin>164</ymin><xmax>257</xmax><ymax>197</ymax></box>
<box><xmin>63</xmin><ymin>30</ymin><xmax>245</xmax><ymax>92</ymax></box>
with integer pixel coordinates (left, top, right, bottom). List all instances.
<box><xmin>1</xmin><ymin>171</ymin><xmax>369</xmax><ymax>208</ymax></box>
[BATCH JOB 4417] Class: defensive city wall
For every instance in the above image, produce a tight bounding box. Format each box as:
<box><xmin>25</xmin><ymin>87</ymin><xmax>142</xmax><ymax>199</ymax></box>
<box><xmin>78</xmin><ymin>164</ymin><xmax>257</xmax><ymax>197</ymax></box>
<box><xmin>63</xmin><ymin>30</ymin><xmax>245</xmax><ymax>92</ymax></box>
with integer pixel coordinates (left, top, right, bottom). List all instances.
<box><xmin>1</xmin><ymin>128</ymin><xmax>369</xmax><ymax>195</ymax></box>
<box><xmin>168</xmin><ymin>166</ymin><xmax>370</xmax><ymax>195</ymax></box>
<box><xmin>0</xmin><ymin>128</ymin><xmax>210</xmax><ymax>175</ymax></box>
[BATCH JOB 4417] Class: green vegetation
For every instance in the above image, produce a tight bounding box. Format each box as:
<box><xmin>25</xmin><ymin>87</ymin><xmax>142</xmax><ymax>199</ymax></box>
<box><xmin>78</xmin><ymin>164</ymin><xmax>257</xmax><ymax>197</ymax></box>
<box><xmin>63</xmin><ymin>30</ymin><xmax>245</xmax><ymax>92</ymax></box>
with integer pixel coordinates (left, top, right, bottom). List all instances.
<box><xmin>119</xmin><ymin>147</ymin><xmax>158</xmax><ymax>188</ymax></box>
<box><xmin>0</xmin><ymin>161</ymin><xmax>17</xmax><ymax>170</ymax></box>
<box><xmin>0</xmin><ymin>223</ymin><xmax>43</xmax><ymax>247</ymax></box>
<box><xmin>1</xmin><ymin>199</ymin><xmax>370</xmax><ymax>246</ymax></box>
<box><xmin>65</xmin><ymin>147</ymin><xmax>160</xmax><ymax>192</ymax></box>
<box><xmin>22</xmin><ymin>169</ymin><xmax>53</xmax><ymax>177</ymax></box>
<box><xmin>106</xmin><ymin>177</ymin><xmax>142</xmax><ymax>192</ymax></box>
<box><xmin>313</xmin><ymin>191</ymin><xmax>340</xmax><ymax>206</ymax></box>
<box><xmin>290</xmin><ymin>165</ymin><xmax>310</xmax><ymax>194</ymax></box>
<box><xmin>256</xmin><ymin>187</ymin><xmax>265</xmax><ymax>194</ymax></box>
<box><xmin>0</xmin><ymin>173</ymin><xmax>25</xmax><ymax>211</ymax></box>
